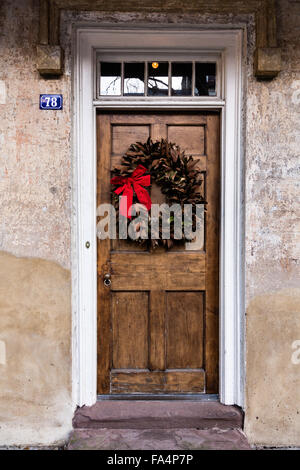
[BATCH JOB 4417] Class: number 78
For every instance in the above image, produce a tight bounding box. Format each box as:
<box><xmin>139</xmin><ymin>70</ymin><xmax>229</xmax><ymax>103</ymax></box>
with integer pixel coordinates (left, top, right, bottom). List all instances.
<box><xmin>44</xmin><ymin>96</ymin><xmax>58</xmax><ymax>107</ymax></box>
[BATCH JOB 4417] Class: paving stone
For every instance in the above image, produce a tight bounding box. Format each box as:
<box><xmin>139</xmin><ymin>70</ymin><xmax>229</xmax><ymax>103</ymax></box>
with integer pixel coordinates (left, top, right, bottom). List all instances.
<box><xmin>67</xmin><ymin>428</ymin><xmax>251</xmax><ymax>450</ymax></box>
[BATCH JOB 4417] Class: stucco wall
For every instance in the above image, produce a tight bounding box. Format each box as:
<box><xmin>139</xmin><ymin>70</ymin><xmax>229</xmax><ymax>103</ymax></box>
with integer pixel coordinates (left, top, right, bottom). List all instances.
<box><xmin>0</xmin><ymin>252</ymin><xmax>72</xmax><ymax>446</ymax></box>
<box><xmin>244</xmin><ymin>0</ymin><xmax>300</xmax><ymax>446</ymax></box>
<box><xmin>0</xmin><ymin>0</ymin><xmax>73</xmax><ymax>446</ymax></box>
<box><xmin>0</xmin><ymin>0</ymin><xmax>299</xmax><ymax>447</ymax></box>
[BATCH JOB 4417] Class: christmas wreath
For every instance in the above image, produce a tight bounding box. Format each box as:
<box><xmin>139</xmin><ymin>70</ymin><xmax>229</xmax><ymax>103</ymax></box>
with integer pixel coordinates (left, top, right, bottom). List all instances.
<box><xmin>110</xmin><ymin>138</ymin><xmax>205</xmax><ymax>249</ymax></box>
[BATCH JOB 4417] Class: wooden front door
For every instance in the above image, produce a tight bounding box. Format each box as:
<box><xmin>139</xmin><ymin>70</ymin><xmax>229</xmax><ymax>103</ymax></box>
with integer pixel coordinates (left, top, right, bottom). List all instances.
<box><xmin>97</xmin><ymin>112</ymin><xmax>220</xmax><ymax>395</ymax></box>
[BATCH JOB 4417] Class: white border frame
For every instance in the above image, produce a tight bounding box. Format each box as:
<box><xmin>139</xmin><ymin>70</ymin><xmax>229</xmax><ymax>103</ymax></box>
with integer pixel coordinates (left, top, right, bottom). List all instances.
<box><xmin>73</xmin><ymin>26</ymin><xmax>245</xmax><ymax>407</ymax></box>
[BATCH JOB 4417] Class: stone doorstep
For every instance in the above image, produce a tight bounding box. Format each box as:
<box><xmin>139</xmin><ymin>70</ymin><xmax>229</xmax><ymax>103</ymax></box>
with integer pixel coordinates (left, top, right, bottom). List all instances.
<box><xmin>73</xmin><ymin>401</ymin><xmax>243</xmax><ymax>430</ymax></box>
<box><xmin>67</xmin><ymin>428</ymin><xmax>251</xmax><ymax>451</ymax></box>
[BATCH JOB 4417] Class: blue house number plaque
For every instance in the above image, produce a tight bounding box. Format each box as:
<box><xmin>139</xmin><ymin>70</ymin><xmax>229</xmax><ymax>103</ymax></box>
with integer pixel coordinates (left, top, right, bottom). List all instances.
<box><xmin>40</xmin><ymin>94</ymin><xmax>63</xmax><ymax>110</ymax></box>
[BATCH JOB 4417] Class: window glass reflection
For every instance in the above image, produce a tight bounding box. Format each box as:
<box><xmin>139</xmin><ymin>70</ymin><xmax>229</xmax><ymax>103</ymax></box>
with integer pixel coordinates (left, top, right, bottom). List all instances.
<box><xmin>99</xmin><ymin>61</ymin><xmax>218</xmax><ymax>98</ymax></box>
<box><xmin>100</xmin><ymin>62</ymin><xmax>121</xmax><ymax>96</ymax></box>
<box><xmin>124</xmin><ymin>63</ymin><xmax>145</xmax><ymax>96</ymax></box>
<box><xmin>171</xmin><ymin>63</ymin><xmax>192</xmax><ymax>96</ymax></box>
<box><xmin>195</xmin><ymin>63</ymin><xmax>216</xmax><ymax>96</ymax></box>
<box><xmin>147</xmin><ymin>62</ymin><xmax>169</xmax><ymax>96</ymax></box>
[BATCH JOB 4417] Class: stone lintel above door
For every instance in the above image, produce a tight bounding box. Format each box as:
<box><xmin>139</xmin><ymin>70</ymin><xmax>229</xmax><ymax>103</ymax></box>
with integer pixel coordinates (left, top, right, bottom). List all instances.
<box><xmin>37</xmin><ymin>0</ymin><xmax>281</xmax><ymax>79</ymax></box>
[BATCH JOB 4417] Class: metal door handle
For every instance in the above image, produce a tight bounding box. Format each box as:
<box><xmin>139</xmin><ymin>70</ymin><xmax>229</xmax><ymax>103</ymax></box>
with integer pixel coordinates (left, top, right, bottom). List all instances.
<box><xmin>103</xmin><ymin>273</ymin><xmax>111</xmax><ymax>287</ymax></box>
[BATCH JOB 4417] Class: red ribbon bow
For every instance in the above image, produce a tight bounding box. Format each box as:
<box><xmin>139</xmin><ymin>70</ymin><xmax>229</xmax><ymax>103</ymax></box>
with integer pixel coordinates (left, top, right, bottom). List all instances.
<box><xmin>111</xmin><ymin>165</ymin><xmax>152</xmax><ymax>219</ymax></box>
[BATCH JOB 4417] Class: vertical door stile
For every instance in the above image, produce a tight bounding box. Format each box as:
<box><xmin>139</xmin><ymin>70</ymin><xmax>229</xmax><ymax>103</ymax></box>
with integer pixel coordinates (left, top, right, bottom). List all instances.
<box><xmin>205</xmin><ymin>114</ymin><xmax>220</xmax><ymax>392</ymax></box>
<box><xmin>97</xmin><ymin>114</ymin><xmax>112</xmax><ymax>393</ymax></box>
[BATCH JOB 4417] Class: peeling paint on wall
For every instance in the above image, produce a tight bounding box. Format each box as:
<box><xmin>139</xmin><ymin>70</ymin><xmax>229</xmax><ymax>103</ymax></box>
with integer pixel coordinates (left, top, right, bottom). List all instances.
<box><xmin>291</xmin><ymin>340</ymin><xmax>300</xmax><ymax>365</ymax></box>
<box><xmin>0</xmin><ymin>81</ymin><xmax>6</xmax><ymax>104</ymax></box>
<box><xmin>0</xmin><ymin>340</ymin><xmax>6</xmax><ymax>365</ymax></box>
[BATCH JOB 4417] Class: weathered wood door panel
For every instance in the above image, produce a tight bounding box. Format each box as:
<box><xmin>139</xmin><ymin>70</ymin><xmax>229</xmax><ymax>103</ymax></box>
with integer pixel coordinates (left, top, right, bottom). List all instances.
<box><xmin>97</xmin><ymin>112</ymin><xmax>220</xmax><ymax>395</ymax></box>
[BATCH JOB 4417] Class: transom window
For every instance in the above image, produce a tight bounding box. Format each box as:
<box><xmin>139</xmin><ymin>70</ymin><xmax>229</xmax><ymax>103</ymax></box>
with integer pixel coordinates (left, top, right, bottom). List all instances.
<box><xmin>98</xmin><ymin>61</ymin><xmax>217</xmax><ymax>98</ymax></box>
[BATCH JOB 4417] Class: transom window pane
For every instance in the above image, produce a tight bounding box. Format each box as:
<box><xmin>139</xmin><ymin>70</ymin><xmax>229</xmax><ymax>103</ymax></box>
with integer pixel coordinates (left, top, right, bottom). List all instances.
<box><xmin>98</xmin><ymin>60</ymin><xmax>217</xmax><ymax>97</ymax></box>
<box><xmin>100</xmin><ymin>62</ymin><xmax>121</xmax><ymax>96</ymax></box>
<box><xmin>124</xmin><ymin>63</ymin><xmax>145</xmax><ymax>96</ymax></box>
<box><xmin>195</xmin><ymin>63</ymin><xmax>216</xmax><ymax>96</ymax></box>
<box><xmin>147</xmin><ymin>62</ymin><xmax>169</xmax><ymax>96</ymax></box>
<box><xmin>171</xmin><ymin>63</ymin><xmax>192</xmax><ymax>96</ymax></box>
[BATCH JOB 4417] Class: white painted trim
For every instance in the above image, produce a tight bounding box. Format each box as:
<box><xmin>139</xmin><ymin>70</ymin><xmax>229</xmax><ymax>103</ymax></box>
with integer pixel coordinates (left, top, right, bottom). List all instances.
<box><xmin>93</xmin><ymin>99</ymin><xmax>225</xmax><ymax>109</ymax></box>
<box><xmin>73</xmin><ymin>26</ymin><xmax>245</xmax><ymax>407</ymax></box>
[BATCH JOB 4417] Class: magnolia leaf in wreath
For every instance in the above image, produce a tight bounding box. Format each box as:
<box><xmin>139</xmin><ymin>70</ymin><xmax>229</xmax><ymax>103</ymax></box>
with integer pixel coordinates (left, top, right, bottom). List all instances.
<box><xmin>110</xmin><ymin>138</ymin><xmax>205</xmax><ymax>249</ymax></box>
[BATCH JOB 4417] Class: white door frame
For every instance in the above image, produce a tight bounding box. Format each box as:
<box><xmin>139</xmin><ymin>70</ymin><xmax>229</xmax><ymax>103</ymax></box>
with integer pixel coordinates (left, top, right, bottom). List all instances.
<box><xmin>72</xmin><ymin>25</ymin><xmax>245</xmax><ymax>407</ymax></box>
